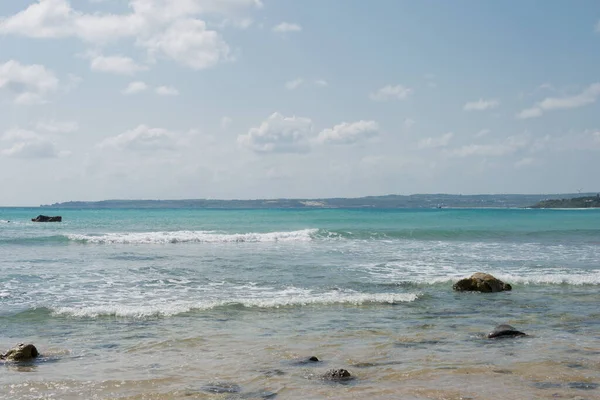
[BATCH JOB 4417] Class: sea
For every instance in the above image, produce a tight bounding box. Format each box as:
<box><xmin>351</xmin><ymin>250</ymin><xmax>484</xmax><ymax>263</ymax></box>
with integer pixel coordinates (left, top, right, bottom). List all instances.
<box><xmin>1</xmin><ymin>207</ymin><xmax>599</xmax><ymax>400</ymax></box>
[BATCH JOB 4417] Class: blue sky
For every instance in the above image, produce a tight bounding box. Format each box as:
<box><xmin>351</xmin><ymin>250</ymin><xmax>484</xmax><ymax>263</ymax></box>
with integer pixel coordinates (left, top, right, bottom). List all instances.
<box><xmin>1</xmin><ymin>0</ymin><xmax>599</xmax><ymax>205</ymax></box>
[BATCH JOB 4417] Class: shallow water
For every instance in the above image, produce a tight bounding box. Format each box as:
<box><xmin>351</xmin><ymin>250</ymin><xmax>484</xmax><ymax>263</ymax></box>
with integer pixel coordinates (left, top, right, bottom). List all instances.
<box><xmin>1</xmin><ymin>208</ymin><xmax>599</xmax><ymax>399</ymax></box>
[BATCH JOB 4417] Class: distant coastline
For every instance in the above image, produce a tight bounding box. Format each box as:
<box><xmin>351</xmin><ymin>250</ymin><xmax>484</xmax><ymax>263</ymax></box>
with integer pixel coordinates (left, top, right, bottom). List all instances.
<box><xmin>40</xmin><ymin>193</ymin><xmax>600</xmax><ymax>209</ymax></box>
<box><xmin>530</xmin><ymin>195</ymin><xmax>600</xmax><ymax>209</ymax></box>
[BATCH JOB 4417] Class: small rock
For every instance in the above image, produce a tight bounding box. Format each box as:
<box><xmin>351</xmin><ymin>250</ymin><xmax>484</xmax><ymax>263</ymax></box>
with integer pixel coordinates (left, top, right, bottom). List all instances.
<box><xmin>321</xmin><ymin>369</ymin><xmax>353</xmax><ymax>381</ymax></box>
<box><xmin>31</xmin><ymin>215</ymin><xmax>62</xmax><ymax>222</ymax></box>
<box><xmin>453</xmin><ymin>272</ymin><xmax>512</xmax><ymax>293</ymax></box>
<box><xmin>290</xmin><ymin>356</ymin><xmax>320</xmax><ymax>366</ymax></box>
<box><xmin>568</xmin><ymin>382</ymin><xmax>599</xmax><ymax>390</ymax></box>
<box><xmin>487</xmin><ymin>324</ymin><xmax>527</xmax><ymax>339</ymax></box>
<box><xmin>1</xmin><ymin>343</ymin><xmax>39</xmax><ymax>361</ymax></box>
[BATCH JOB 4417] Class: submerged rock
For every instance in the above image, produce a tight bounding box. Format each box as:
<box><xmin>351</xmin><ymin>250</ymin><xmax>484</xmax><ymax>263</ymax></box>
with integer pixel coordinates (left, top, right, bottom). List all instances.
<box><xmin>290</xmin><ymin>356</ymin><xmax>320</xmax><ymax>366</ymax></box>
<box><xmin>453</xmin><ymin>272</ymin><xmax>512</xmax><ymax>293</ymax></box>
<box><xmin>31</xmin><ymin>215</ymin><xmax>62</xmax><ymax>222</ymax></box>
<box><xmin>321</xmin><ymin>369</ymin><xmax>353</xmax><ymax>381</ymax></box>
<box><xmin>1</xmin><ymin>343</ymin><xmax>39</xmax><ymax>361</ymax></box>
<box><xmin>487</xmin><ymin>324</ymin><xmax>527</xmax><ymax>339</ymax></box>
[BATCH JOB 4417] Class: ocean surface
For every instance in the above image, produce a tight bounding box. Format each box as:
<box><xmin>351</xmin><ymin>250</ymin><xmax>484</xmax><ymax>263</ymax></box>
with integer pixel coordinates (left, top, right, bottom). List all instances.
<box><xmin>1</xmin><ymin>207</ymin><xmax>599</xmax><ymax>399</ymax></box>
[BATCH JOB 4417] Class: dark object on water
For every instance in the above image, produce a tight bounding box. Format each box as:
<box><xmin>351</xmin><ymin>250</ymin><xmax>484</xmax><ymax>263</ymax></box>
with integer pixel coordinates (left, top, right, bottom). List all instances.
<box><xmin>453</xmin><ymin>272</ymin><xmax>512</xmax><ymax>293</ymax></box>
<box><xmin>1</xmin><ymin>343</ymin><xmax>39</xmax><ymax>361</ymax></box>
<box><xmin>32</xmin><ymin>215</ymin><xmax>62</xmax><ymax>222</ymax></box>
<box><xmin>321</xmin><ymin>369</ymin><xmax>353</xmax><ymax>381</ymax></box>
<box><xmin>290</xmin><ymin>356</ymin><xmax>320</xmax><ymax>366</ymax></box>
<box><xmin>487</xmin><ymin>324</ymin><xmax>527</xmax><ymax>339</ymax></box>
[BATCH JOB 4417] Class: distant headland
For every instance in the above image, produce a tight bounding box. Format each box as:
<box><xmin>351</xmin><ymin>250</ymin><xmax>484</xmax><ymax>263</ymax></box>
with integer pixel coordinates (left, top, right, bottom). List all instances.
<box><xmin>530</xmin><ymin>195</ymin><xmax>600</xmax><ymax>209</ymax></box>
<box><xmin>40</xmin><ymin>193</ymin><xmax>600</xmax><ymax>209</ymax></box>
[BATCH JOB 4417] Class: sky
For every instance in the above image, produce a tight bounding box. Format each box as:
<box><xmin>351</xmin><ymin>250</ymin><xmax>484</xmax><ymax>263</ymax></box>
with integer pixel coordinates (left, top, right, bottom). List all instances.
<box><xmin>1</xmin><ymin>0</ymin><xmax>599</xmax><ymax>206</ymax></box>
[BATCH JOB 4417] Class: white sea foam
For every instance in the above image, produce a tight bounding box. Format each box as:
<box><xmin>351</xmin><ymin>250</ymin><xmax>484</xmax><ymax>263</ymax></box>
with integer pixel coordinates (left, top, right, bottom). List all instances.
<box><xmin>66</xmin><ymin>229</ymin><xmax>318</xmax><ymax>244</ymax></box>
<box><xmin>51</xmin><ymin>292</ymin><xmax>419</xmax><ymax>318</ymax></box>
<box><xmin>494</xmin><ymin>272</ymin><xmax>600</xmax><ymax>286</ymax></box>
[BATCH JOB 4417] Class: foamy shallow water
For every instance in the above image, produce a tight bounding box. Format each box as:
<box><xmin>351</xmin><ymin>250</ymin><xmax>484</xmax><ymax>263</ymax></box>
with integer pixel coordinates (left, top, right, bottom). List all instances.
<box><xmin>1</xmin><ymin>208</ymin><xmax>600</xmax><ymax>399</ymax></box>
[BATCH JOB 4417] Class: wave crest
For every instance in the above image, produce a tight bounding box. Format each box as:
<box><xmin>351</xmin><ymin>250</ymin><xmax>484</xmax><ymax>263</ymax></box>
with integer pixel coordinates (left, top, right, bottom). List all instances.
<box><xmin>67</xmin><ymin>229</ymin><xmax>318</xmax><ymax>244</ymax></box>
<box><xmin>51</xmin><ymin>292</ymin><xmax>419</xmax><ymax>318</ymax></box>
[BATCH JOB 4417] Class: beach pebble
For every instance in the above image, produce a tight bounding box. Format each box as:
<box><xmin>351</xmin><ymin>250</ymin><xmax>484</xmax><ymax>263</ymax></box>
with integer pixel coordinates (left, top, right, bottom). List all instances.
<box><xmin>453</xmin><ymin>272</ymin><xmax>512</xmax><ymax>293</ymax></box>
<box><xmin>1</xmin><ymin>343</ymin><xmax>39</xmax><ymax>361</ymax></box>
<box><xmin>487</xmin><ymin>324</ymin><xmax>527</xmax><ymax>339</ymax></box>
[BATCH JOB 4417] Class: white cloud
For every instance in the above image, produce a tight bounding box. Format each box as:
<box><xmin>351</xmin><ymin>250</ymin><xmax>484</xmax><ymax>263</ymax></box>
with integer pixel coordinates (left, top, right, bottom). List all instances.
<box><xmin>463</xmin><ymin>99</ymin><xmax>499</xmax><ymax>111</ymax></box>
<box><xmin>122</xmin><ymin>81</ymin><xmax>148</xmax><ymax>95</ymax></box>
<box><xmin>220</xmin><ymin>116</ymin><xmax>232</xmax><ymax>129</ymax></box>
<box><xmin>418</xmin><ymin>132</ymin><xmax>453</xmax><ymax>149</ymax></box>
<box><xmin>89</xmin><ymin>54</ymin><xmax>147</xmax><ymax>75</ymax></box>
<box><xmin>475</xmin><ymin>129</ymin><xmax>490</xmax><ymax>138</ymax></box>
<box><xmin>515</xmin><ymin>157</ymin><xmax>535</xmax><ymax>168</ymax></box>
<box><xmin>155</xmin><ymin>85</ymin><xmax>179</xmax><ymax>95</ymax></box>
<box><xmin>0</xmin><ymin>0</ymin><xmax>143</xmax><ymax>42</ymax></box>
<box><xmin>449</xmin><ymin>144</ymin><xmax>516</xmax><ymax>157</ymax></box>
<box><xmin>447</xmin><ymin>135</ymin><xmax>529</xmax><ymax>157</ymax></box>
<box><xmin>317</xmin><ymin>120</ymin><xmax>379</xmax><ymax>145</ymax></box>
<box><xmin>315</xmin><ymin>79</ymin><xmax>328</xmax><ymax>87</ymax></box>
<box><xmin>0</xmin><ymin>128</ymin><xmax>66</xmax><ymax>158</ymax></box>
<box><xmin>531</xmin><ymin>130</ymin><xmax>600</xmax><ymax>152</ymax></box>
<box><xmin>516</xmin><ymin>107</ymin><xmax>543</xmax><ymax>119</ymax></box>
<box><xmin>403</xmin><ymin>118</ymin><xmax>416</xmax><ymax>130</ymax></box>
<box><xmin>272</xmin><ymin>22</ymin><xmax>302</xmax><ymax>33</ymax></box>
<box><xmin>98</xmin><ymin>124</ymin><xmax>179</xmax><ymax>151</ymax></box>
<box><xmin>217</xmin><ymin>17</ymin><xmax>254</xmax><ymax>30</ymax></box>
<box><xmin>65</xmin><ymin>73</ymin><xmax>82</xmax><ymax>92</ymax></box>
<box><xmin>0</xmin><ymin>0</ymin><xmax>77</xmax><ymax>39</ymax></box>
<box><xmin>285</xmin><ymin>78</ymin><xmax>303</xmax><ymax>90</ymax></box>
<box><xmin>14</xmin><ymin>92</ymin><xmax>47</xmax><ymax>105</ymax></box>
<box><xmin>517</xmin><ymin>83</ymin><xmax>600</xmax><ymax>119</ymax></box>
<box><xmin>0</xmin><ymin>60</ymin><xmax>59</xmax><ymax>105</ymax></box>
<box><xmin>369</xmin><ymin>84</ymin><xmax>412</xmax><ymax>101</ymax></box>
<box><xmin>0</xmin><ymin>61</ymin><xmax>58</xmax><ymax>92</ymax></box>
<box><xmin>35</xmin><ymin>120</ymin><xmax>79</xmax><ymax>133</ymax></box>
<box><xmin>238</xmin><ymin>112</ymin><xmax>312</xmax><ymax>153</ymax></box>
<box><xmin>0</xmin><ymin>0</ymin><xmax>245</xmax><ymax>70</ymax></box>
<box><xmin>141</xmin><ymin>18</ymin><xmax>230</xmax><ymax>69</ymax></box>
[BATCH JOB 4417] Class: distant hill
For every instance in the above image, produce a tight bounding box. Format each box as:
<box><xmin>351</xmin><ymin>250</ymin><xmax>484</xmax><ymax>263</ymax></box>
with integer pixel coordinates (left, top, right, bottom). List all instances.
<box><xmin>40</xmin><ymin>193</ymin><xmax>599</xmax><ymax>209</ymax></box>
<box><xmin>530</xmin><ymin>195</ymin><xmax>600</xmax><ymax>209</ymax></box>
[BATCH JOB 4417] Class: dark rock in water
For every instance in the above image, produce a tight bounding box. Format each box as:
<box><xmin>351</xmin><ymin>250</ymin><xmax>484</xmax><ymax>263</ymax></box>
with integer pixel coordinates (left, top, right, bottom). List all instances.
<box><xmin>201</xmin><ymin>382</ymin><xmax>241</xmax><ymax>394</ymax></box>
<box><xmin>532</xmin><ymin>382</ymin><xmax>563</xmax><ymax>390</ymax></box>
<box><xmin>1</xmin><ymin>343</ymin><xmax>39</xmax><ymax>361</ymax></box>
<box><xmin>290</xmin><ymin>356</ymin><xmax>320</xmax><ymax>366</ymax></box>
<box><xmin>568</xmin><ymin>382</ymin><xmax>599</xmax><ymax>390</ymax></box>
<box><xmin>32</xmin><ymin>215</ymin><xmax>62</xmax><ymax>222</ymax></box>
<box><xmin>321</xmin><ymin>369</ymin><xmax>353</xmax><ymax>381</ymax></box>
<box><xmin>487</xmin><ymin>324</ymin><xmax>527</xmax><ymax>339</ymax></box>
<box><xmin>453</xmin><ymin>272</ymin><xmax>512</xmax><ymax>293</ymax></box>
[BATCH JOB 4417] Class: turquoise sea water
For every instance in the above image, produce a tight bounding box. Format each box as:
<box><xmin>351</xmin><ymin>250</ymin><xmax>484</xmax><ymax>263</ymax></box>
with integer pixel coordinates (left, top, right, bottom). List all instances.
<box><xmin>1</xmin><ymin>208</ymin><xmax>599</xmax><ymax>399</ymax></box>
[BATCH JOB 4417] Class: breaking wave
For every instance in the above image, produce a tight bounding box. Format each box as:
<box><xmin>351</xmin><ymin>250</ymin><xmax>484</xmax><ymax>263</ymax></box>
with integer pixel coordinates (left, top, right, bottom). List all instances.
<box><xmin>49</xmin><ymin>292</ymin><xmax>420</xmax><ymax>318</ymax></box>
<box><xmin>66</xmin><ymin>229</ymin><xmax>318</xmax><ymax>244</ymax></box>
